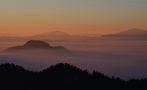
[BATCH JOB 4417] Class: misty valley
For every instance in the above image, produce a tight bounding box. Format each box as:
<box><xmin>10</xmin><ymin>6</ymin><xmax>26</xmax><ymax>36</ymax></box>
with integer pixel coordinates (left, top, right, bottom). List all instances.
<box><xmin>1</xmin><ymin>0</ymin><xmax>147</xmax><ymax>89</ymax></box>
<box><xmin>0</xmin><ymin>29</ymin><xmax>147</xmax><ymax>80</ymax></box>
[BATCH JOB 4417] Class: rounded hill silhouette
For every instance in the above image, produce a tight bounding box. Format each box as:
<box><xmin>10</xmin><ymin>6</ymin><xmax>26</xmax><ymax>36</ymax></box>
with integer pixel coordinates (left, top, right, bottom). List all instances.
<box><xmin>4</xmin><ymin>40</ymin><xmax>68</xmax><ymax>53</ymax></box>
<box><xmin>101</xmin><ymin>28</ymin><xmax>147</xmax><ymax>40</ymax></box>
<box><xmin>116</xmin><ymin>28</ymin><xmax>147</xmax><ymax>36</ymax></box>
<box><xmin>23</xmin><ymin>40</ymin><xmax>51</xmax><ymax>48</ymax></box>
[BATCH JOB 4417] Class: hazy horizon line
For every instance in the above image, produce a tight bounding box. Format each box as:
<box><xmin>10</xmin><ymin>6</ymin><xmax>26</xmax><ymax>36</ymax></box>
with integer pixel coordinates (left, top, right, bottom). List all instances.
<box><xmin>0</xmin><ymin>28</ymin><xmax>147</xmax><ymax>37</ymax></box>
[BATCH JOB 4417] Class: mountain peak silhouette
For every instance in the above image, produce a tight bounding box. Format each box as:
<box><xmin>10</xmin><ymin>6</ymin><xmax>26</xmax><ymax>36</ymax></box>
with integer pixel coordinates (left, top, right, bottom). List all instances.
<box><xmin>48</xmin><ymin>31</ymin><xmax>71</xmax><ymax>36</ymax></box>
<box><xmin>4</xmin><ymin>40</ymin><xmax>68</xmax><ymax>53</ymax></box>
<box><xmin>29</xmin><ymin>31</ymin><xmax>71</xmax><ymax>40</ymax></box>
<box><xmin>117</xmin><ymin>28</ymin><xmax>147</xmax><ymax>35</ymax></box>
<box><xmin>24</xmin><ymin>40</ymin><xmax>51</xmax><ymax>48</ymax></box>
<box><xmin>101</xmin><ymin>28</ymin><xmax>147</xmax><ymax>40</ymax></box>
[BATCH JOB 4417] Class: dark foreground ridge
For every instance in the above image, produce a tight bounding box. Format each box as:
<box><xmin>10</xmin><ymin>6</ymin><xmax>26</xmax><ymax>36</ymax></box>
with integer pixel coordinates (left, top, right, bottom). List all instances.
<box><xmin>0</xmin><ymin>63</ymin><xmax>147</xmax><ymax>90</ymax></box>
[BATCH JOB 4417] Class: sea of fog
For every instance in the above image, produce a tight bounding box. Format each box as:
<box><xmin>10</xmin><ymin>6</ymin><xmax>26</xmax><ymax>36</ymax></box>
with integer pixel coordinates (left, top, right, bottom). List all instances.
<box><xmin>0</xmin><ymin>39</ymin><xmax>147</xmax><ymax>80</ymax></box>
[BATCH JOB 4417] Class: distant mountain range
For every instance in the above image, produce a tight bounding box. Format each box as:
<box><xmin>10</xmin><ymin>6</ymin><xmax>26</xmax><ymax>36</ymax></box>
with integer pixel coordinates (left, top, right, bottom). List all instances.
<box><xmin>101</xmin><ymin>28</ymin><xmax>147</xmax><ymax>40</ymax></box>
<box><xmin>29</xmin><ymin>31</ymin><xmax>96</xmax><ymax>41</ymax></box>
<box><xmin>29</xmin><ymin>31</ymin><xmax>72</xmax><ymax>40</ymax></box>
<box><xmin>0</xmin><ymin>29</ymin><xmax>147</xmax><ymax>41</ymax></box>
<box><xmin>4</xmin><ymin>40</ymin><xmax>68</xmax><ymax>53</ymax></box>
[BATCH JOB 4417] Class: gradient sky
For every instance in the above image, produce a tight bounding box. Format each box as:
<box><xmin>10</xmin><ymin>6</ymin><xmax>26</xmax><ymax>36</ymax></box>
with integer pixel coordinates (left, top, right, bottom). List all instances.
<box><xmin>0</xmin><ymin>0</ymin><xmax>147</xmax><ymax>36</ymax></box>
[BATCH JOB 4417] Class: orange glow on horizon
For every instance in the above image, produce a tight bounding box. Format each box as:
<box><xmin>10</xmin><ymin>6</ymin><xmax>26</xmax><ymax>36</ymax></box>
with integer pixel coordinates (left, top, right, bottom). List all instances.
<box><xmin>0</xmin><ymin>21</ymin><xmax>147</xmax><ymax>36</ymax></box>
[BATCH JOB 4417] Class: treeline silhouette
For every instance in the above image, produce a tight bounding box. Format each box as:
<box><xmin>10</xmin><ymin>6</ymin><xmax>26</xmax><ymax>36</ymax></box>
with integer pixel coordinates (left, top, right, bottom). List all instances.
<box><xmin>0</xmin><ymin>63</ymin><xmax>147</xmax><ymax>90</ymax></box>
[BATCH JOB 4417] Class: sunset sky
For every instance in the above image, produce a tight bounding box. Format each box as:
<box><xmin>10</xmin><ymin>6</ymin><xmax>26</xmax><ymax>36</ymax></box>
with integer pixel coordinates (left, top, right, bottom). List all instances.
<box><xmin>0</xmin><ymin>0</ymin><xmax>147</xmax><ymax>36</ymax></box>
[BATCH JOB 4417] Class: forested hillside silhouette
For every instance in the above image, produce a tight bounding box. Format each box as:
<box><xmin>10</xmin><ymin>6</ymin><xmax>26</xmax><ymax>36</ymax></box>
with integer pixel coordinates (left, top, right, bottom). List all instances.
<box><xmin>0</xmin><ymin>63</ymin><xmax>147</xmax><ymax>90</ymax></box>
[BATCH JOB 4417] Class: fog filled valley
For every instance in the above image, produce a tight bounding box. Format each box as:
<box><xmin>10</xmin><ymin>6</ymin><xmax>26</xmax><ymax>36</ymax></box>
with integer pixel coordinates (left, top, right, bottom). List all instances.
<box><xmin>0</xmin><ymin>29</ymin><xmax>147</xmax><ymax>80</ymax></box>
<box><xmin>1</xmin><ymin>0</ymin><xmax>147</xmax><ymax>89</ymax></box>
